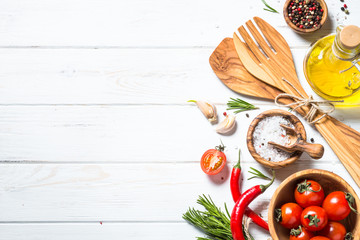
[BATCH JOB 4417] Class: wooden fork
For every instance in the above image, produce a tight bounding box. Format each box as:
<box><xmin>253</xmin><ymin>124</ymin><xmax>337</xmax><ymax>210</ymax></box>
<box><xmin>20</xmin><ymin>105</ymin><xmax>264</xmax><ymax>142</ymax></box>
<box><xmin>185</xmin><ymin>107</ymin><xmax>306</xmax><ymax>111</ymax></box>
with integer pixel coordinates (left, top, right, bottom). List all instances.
<box><xmin>232</xmin><ymin>17</ymin><xmax>360</xmax><ymax>188</ymax></box>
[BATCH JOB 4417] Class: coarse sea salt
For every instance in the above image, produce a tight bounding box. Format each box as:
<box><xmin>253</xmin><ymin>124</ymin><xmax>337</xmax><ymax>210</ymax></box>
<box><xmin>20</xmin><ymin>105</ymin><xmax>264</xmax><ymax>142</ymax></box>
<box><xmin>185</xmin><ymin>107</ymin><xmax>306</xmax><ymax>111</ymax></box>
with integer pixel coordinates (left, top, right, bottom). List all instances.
<box><xmin>253</xmin><ymin>116</ymin><xmax>294</xmax><ymax>162</ymax></box>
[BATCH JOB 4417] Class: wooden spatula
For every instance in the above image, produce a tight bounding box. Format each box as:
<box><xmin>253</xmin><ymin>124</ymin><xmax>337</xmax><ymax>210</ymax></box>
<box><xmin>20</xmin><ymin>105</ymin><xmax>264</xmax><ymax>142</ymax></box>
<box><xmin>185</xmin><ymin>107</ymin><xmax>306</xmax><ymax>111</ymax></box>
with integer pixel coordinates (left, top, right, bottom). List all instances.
<box><xmin>232</xmin><ymin>17</ymin><xmax>360</xmax><ymax>187</ymax></box>
<box><xmin>209</xmin><ymin>38</ymin><xmax>360</xmax><ymax>149</ymax></box>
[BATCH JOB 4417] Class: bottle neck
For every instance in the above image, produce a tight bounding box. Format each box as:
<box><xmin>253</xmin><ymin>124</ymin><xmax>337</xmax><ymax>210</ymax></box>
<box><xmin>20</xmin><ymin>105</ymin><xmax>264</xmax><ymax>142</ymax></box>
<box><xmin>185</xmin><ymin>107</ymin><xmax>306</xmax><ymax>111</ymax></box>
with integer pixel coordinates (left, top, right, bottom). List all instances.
<box><xmin>332</xmin><ymin>26</ymin><xmax>360</xmax><ymax>61</ymax></box>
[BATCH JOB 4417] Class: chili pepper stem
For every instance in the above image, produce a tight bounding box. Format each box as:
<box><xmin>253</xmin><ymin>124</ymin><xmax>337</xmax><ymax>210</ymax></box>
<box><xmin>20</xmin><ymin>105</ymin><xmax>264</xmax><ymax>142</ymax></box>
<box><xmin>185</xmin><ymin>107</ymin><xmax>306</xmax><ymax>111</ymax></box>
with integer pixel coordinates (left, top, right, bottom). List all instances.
<box><xmin>260</xmin><ymin>170</ymin><xmax>275</xmax><ymax>192</ymax></box>
<box><xmin>234</xmin><ymin>149</ymin><xmax>241</xmax><ymax>169</ymax></box>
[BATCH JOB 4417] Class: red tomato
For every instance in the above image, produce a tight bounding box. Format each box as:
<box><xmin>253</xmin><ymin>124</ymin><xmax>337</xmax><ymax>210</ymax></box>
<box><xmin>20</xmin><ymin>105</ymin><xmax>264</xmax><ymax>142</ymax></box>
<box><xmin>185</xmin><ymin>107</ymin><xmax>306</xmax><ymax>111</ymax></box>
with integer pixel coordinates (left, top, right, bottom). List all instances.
<box><xmin>200</xmin><ymin>144</ymin><xmax>226</xmax><ymax>175</ymax></box>
<box><xmin>322</xmin><ymin>191</ymin><xmax>356</xmax><ymax>221</ymax></box>
<box><xmin>301</xmin><ymin>206</ymin><xmax>328</xmax><ymax>232</ymax></box>
<box><xmin>275</xmin><ymin>203</ymin><xmax>303</xmax><ymax>229</ymax></box>
<box><xmin>310</xmin><ymin>237</ymin><xmax>330</xmax><ymax>240</ymax></box>
<box><xmin>289</xmin><ymin>226</ymin><xmax>314</xmax><ymax>240</ymax></box>
<box><xmin>295</xmin><ymin>180</ymin><xmax>325</xmax><ymax>208</ymax></box>
<box><xmin>318</xmin><ymin>221</ymin><xmax>346</xmax><ymax>240</ymax></box>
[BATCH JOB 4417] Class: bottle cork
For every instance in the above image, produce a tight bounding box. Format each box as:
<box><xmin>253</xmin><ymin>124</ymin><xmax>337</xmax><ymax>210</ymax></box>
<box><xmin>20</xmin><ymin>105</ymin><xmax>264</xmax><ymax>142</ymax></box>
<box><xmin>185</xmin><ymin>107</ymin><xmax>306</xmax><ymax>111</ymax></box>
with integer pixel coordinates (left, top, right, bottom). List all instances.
<box><xmin>340</xmin><ymin>25</ymin><xmax>360</xmax><ymax>49</ymax></box>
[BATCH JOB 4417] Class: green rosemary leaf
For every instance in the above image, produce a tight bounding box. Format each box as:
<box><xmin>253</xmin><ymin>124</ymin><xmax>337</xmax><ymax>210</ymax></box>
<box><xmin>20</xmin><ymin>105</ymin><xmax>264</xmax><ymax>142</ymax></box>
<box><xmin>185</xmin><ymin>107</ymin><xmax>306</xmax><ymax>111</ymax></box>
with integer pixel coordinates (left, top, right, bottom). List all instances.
<box><xmin>261</xmin><ymin>0</ymin><xmax>279</xmax><ymax>13</ymax></box>
<box><xmin>226</xmin><ymin>98</ymin><xmax>258</xmax><ymax>114</ymax></box>
<box><xmin>183</xmin><ymin>195</ymin><xmax>253</xmax><ymax>240</ymax></box>
<box><xmin>248</xmin><ymin>167</ymin><xmax>272</xmax><ymax>180</ymax></box>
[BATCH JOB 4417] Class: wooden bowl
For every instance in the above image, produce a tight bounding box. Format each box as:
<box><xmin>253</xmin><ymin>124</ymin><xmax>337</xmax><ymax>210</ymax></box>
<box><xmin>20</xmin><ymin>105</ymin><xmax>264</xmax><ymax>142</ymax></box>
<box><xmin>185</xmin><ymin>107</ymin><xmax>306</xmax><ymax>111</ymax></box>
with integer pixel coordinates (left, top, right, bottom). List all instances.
<box><xmin>246</xmin><ymin>109</ymin><xmax>306</xmax><ymax>169</ymax></box>
<box><xmin>283</xmin><ymin>0</ymin><xmax>328</xmax><ymax>34</ymax></box>
<box><xmin>268</xmin><ymin>169</ymin><xmax>360</xmax><ymax>240</ymax></box>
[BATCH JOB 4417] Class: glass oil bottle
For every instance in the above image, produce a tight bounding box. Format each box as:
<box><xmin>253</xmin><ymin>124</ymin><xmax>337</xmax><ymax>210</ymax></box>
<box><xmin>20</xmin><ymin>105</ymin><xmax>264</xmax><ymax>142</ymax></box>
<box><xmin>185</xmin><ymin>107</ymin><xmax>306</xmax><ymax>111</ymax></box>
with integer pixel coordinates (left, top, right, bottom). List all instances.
<box><xmin>304</xmin><ymin>25</ymin><xmax>360</xmax><ymax>104</ymax></box>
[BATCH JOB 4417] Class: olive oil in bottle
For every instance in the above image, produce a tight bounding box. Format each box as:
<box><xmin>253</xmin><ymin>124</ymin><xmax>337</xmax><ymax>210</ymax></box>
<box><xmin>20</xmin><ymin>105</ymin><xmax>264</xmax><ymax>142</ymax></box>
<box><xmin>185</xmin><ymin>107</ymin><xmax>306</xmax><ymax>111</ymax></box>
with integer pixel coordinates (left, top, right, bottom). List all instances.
<box><xmin>304</xmin><ymin>25</ymin><xmax>360</xmax><ymax>104</ymax></box>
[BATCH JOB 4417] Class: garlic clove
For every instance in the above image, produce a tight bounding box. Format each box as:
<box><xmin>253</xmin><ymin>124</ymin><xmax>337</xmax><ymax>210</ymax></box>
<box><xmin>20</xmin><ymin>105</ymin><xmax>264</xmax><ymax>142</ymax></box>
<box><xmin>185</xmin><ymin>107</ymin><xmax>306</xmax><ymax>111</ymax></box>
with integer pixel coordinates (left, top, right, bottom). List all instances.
<box><xmin>189</xmin><ymin>100</ymin><xmax>217</xmax><ymax>123</ymax></box>
<box><xmin>216</xmin><ymin>114</ymin><xmax>236</xmax><ymax>134</ymax></box>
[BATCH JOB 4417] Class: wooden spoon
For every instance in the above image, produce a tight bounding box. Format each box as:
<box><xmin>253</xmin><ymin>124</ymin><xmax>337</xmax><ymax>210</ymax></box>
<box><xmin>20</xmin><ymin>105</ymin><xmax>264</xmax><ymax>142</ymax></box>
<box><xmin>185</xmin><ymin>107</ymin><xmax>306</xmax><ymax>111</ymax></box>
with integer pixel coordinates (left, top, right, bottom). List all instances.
<box><xmin>268</xmin><ymin>124</ymin><xmax>324</xmax><ymax>159</ymax></box>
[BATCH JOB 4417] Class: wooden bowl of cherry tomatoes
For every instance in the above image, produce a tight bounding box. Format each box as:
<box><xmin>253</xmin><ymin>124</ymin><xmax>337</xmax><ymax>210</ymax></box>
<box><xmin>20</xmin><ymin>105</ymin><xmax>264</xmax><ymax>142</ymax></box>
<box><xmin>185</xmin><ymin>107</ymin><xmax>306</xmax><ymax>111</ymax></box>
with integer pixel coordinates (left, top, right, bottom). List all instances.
<box><xmin>268</xmin><ymin>169</ymin><xmax>360</xmax><ymax>240</ymax></box>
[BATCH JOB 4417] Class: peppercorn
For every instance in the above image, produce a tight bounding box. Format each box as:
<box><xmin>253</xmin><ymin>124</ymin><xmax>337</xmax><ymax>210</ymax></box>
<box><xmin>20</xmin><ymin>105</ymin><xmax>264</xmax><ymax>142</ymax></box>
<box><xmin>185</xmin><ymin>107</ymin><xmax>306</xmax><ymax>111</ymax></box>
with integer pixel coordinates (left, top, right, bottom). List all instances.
<box><xmin>341</xmin><ymin>7</ymin><xmax>345</xmax><ymax>11</ymax></box>
<box><xmin>287</xmin><ymin>0</ymin><xmax>323</xmax><ymax>29</ymax></box>
<box><xmin>344</xmin><ymin>4</ymin><xmax>347</xmax><ymax>8</ymax></box>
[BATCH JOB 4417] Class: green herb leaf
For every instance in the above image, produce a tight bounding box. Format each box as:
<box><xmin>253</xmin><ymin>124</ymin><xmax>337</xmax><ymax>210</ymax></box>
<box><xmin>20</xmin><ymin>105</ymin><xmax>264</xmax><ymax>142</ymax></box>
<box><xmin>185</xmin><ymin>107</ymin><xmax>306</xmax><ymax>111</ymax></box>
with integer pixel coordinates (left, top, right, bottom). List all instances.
<box><xmin>248</xmin><ymin>167</ymin><xmax>271</xmax><ymax>180</ymax></box>
<box><xmin>183</xmin><ymin>195</ymin><xmax>253</xmax><ymax>240</ymax></box>
<box><xmin>226</xmin><ymin>98</ymin><xmax>258</xmax><ymax>114</ymax></box>
<box><xmin>261</xmin><ymin>0</ymin><xmax>279</xmax><ymax>13</ymax></box>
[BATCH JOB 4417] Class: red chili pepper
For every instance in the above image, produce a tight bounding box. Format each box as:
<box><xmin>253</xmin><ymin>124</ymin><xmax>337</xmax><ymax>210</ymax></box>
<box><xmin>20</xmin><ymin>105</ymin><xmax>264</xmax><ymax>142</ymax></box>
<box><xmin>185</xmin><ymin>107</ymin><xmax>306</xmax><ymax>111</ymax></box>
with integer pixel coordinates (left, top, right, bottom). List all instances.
<box><xmin>231</xmin><ymin>170</ymin><xmax>275</xmax><ymax>240</ymax></box>
<box><xmin>230</xmin><ymin>151</ymin><xmax>269</xmax><ymax>231</ymax></box>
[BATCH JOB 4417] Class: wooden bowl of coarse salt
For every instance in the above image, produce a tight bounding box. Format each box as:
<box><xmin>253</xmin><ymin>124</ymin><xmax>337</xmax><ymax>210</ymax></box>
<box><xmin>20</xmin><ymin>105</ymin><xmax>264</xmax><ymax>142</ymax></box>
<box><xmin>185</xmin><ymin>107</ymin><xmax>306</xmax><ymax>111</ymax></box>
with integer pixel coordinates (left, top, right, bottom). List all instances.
<box><xmin>246</xmin><ymin>109</ymin><xmax>306</xmax><ymax>169</ymax></box>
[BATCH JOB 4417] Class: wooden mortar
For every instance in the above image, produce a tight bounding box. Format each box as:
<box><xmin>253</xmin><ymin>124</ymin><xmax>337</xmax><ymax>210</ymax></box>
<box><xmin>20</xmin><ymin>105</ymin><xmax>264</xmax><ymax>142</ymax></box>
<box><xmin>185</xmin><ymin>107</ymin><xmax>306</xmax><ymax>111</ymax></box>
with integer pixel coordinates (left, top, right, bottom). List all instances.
<box><xmin>246</xmin><ymin>109</ymin><xmax>306</xmax><ymax>169</ymax></box>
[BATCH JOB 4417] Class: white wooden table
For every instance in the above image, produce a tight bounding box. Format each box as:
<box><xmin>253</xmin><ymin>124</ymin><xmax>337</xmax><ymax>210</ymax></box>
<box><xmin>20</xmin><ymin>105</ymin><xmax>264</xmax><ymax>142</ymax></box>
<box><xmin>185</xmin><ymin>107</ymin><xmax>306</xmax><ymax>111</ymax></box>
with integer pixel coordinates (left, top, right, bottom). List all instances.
<box><xmin>1</xmin><ymin>0</ymin><xmax>360</xmax><ymax>239</ymax></box>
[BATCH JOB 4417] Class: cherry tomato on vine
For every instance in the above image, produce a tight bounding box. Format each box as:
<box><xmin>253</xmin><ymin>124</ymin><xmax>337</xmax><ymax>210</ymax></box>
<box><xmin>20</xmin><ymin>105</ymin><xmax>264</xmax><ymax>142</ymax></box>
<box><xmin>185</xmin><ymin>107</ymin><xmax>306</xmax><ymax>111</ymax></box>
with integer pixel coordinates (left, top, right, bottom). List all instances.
<box><xmin>276</xmin><ymin>202</ymin><xmax>303</xmax><ymax>229</ymax></box>
<box><xmin>322</xmin><ymin>191</ymin><xmax>357</xmax><ymax>221</ymax></box>
<box><xmin>310</xmin><ymin>237</ymin><xmax>330</xmax><ymax>240</ymax></box>
<box><xmin>301</xmin><ymin>206</ymin><xmax>328</xmax><ymax>232</ymax></box>
<box><xmin>289</xmin><ymin>225</ymin><xmax>314</xmax><ymax>240</ymax></box>
<box><xmin>200</xmin><ymin>142</ymin><xmax>226</xmax><ymax>175</ymax></box>
<box><xmin>318</xmin><ymin>221</ymin><xmax>347</xmax><ymax>240</ymax></box>
<box><xmin>295</xmin><ymin>180</ymin><xmax>325</xmax><ymax>208</ymax></box>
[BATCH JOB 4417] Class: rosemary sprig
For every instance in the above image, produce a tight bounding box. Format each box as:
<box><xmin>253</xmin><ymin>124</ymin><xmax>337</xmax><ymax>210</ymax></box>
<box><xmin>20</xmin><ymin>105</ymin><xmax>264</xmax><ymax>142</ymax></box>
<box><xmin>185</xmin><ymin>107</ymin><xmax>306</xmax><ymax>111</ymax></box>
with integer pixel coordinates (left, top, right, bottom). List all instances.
<box><xmin>183</xmin><ymin>195</ymin><xmax>253</xmax><ymax>240</ymax></box>
<box><xmin>261</xmin><ymin>0</ymin><xmax>279</xmax><ymax>13</ymax></box>
<box><xmin>248</xmin><ymin>167</ymin><xmax>272</xmax><ymax>180</ymax></box>
<box><xmin>226</xmin><ymin>98</ymin><xmax>258</xmax><ymax>114</ymax></box>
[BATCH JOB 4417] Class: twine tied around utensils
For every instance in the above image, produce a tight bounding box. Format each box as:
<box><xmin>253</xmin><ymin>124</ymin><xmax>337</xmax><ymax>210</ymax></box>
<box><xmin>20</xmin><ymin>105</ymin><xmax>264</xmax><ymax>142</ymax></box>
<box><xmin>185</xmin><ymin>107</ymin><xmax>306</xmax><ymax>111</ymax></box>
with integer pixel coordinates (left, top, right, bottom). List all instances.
<box><xmin>275</xmin><ymin>78</ymin><xmax>344</xmax><ymax>124</ymax></box>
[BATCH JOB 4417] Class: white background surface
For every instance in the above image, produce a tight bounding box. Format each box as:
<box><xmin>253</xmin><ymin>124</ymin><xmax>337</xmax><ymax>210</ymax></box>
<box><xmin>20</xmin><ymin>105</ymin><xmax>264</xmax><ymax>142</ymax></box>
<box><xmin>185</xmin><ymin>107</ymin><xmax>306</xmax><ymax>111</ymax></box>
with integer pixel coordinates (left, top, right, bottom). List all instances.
<box><xmin>1</xmin><ymin>0</ymin><xmax>360</xmax><ymax>239</ymax></box>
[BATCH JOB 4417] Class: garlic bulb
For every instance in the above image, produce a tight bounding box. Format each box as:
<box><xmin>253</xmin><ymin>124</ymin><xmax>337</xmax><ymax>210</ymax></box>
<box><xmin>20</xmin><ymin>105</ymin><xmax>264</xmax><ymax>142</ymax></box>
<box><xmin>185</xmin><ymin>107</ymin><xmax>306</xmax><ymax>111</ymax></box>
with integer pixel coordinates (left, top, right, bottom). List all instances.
<box><xmin>216</xmin><ymin>114</ymin><xmax>236</xmax><ymax>134</ymax></box>
<box><xmin>189</xmin><ymin>100</ymin><xmax>217</xmax><ymax>123</ymax></box>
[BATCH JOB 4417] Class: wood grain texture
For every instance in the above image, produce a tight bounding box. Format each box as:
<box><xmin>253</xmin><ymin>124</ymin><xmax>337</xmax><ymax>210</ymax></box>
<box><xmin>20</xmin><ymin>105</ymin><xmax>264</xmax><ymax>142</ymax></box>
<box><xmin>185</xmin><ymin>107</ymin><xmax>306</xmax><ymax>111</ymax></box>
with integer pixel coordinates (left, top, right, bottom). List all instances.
<box><xmin>246</xmin><ymin>109</ymin><xmax>306</xmax><ymax>169</ymax></box>
<box><xmin>0</xmin><ymin>105</ymin><xmax>355</xmax><ymax>163</ymax></box>
<box><xmin>1</xmin><ymin>0</ymin><xmax>357</xmax><ymax>48</ymax></box>
<box><xmin>209</xmin><ymin>38</ymin><xmax>284</xmax><ymax>100</ymax></box>
<box><xmin>0</xmin><ymin>0</ymin><xmax>359</xmax><ymax>238</ymax></box>
<box><xmin>0</xmin><ymin>163</ymin><xmax>358</xmax><ymax>222</ymax></box>
<box><xmin>233</xmin><ymin>17</ymin><xmax>360</xmax><ymax>188</ymax></box>
<box><xmin>209</xmin><ymin>37</ymin><xmax>360</xmax><ymax>150</ymax></box>
<box><xmin>0</xmin><ymin>223</ymin><xmax>268</xmax><ymax>240</ymax></box>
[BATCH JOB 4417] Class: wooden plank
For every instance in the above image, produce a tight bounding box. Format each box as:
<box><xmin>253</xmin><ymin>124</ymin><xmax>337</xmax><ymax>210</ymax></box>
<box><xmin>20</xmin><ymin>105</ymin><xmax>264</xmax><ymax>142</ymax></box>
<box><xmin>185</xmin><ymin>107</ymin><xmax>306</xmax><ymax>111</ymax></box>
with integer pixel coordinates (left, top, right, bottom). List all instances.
<box><xmin>0</xmin><ymin>223</ymin><xmax>200</xmax><ymax>240</ymax></box>
<box><xmin>0</xmin><ymin>48</ymin><xmax>358</xmax><ymax>105</ymax></box>
<box><xmin>1</xmin><ymin>105</ymin><xmax>359</xmax><ymax>162</ymax></box>
<box><xmin>0</xmin><ymin>222</ymin><xmax>268</xmax><ymax>240</ymax></box>
<box><xmin>0</xmin><ymin>162</ymin><xmax>358</xmax><ymax>222</ymax></box>
<box><xmin>0</xmin><ymin>0</ymin><xmax>358</xmax><ymax>47</ymax></box>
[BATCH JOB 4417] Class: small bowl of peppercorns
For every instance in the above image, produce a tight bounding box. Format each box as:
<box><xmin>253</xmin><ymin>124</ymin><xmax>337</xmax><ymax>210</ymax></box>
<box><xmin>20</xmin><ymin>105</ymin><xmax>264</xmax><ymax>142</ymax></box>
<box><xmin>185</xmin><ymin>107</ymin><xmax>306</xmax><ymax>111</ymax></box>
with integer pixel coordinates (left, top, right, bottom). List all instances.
<box><xmin>283</xmin><ymin>0</ymin><xmax>328</xmax><ymax>33</ymax></box>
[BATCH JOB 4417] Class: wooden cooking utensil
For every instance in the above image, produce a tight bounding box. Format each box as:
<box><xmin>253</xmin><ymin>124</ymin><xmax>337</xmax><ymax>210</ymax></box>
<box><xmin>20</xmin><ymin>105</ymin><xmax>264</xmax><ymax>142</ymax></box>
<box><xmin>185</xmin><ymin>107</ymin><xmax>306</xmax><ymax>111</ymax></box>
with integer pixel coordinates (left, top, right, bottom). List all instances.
<box><xmin>247</xmin><ymin>109</ymin><xmax>305</xmax><ymax>169</ymax></box>
<box><xmin>232</xmin><ymin>17</ymin><xmax>360</xmax><ymax>187</ymax></box>
<box><xmin>209</xmin><ymin>37</ymin><xmax>360</xmax><ymax>150</ymax></box>
<box><xmin>268</xmin><ymin>124</ymin><xmax>324</xmax><ymax>159</ymax></box>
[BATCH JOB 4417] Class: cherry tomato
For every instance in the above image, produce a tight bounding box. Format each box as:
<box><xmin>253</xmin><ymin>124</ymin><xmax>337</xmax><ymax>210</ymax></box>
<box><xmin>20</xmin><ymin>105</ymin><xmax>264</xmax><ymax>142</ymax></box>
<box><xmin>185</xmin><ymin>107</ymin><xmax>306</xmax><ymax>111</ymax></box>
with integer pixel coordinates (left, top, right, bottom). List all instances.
<box><xmin>301</xmin><ymin>206</ymin><xmax>328</xmax><ymax>232</ymax></box>
<box><xmin>295</xmin><ymin>180</ymin><xmax>325</xmax><ymax>208</ymax></box>
<box><xmin>200</xmin><ymin>144</ymin><xmax>226</xmax><ymax>175</ymax></box>
<box><xmin>322</xmin><ymin>191</ymin><xmax>356</xmax><ymax>221</ymax></box>
<box><xmin>289</xmin><ymin>226</ymin><xmax>314</xmax><ymax>240</ymax></box>
<box><xmin>275</xmin><ymin>203</ymin><xmax>303</xmax><ymax>229</ymax></box>
<box><xmin>318</xmin><ymin>221</ymin><xmax>346</xmax><ymax>240</ymax></box>
<box><xmin>310</xmin><ymin>237</ymin><xmax>330</xmax><ymax>240</ymax></box>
